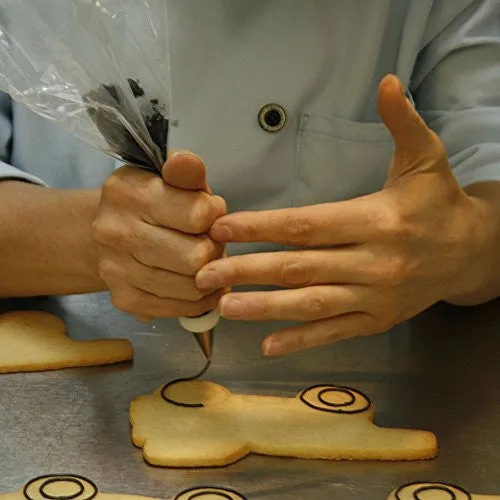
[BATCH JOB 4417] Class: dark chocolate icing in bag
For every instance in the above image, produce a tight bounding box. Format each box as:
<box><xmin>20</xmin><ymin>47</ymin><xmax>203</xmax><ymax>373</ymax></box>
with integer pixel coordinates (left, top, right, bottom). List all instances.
<box><xmin>0</xmin><ymin>0</ymin><xmax>171</xmax><ymax>172</ymax></box>
<box><xmin>84</xmin><ymin>79</ymin><xmax>169</xmax><ymax>171</ymax></box>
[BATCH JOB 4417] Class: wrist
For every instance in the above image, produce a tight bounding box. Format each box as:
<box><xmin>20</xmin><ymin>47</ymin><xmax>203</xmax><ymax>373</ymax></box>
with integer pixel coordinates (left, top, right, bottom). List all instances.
<box><xmin>0</xmin><ymin>183</ymin><xmax>107</xmax><ymax>296</ymax></box>
<box><xmin>445</xmin><ymin>192</ymin><xmax>498</xmax><ymax>306</ymax></box>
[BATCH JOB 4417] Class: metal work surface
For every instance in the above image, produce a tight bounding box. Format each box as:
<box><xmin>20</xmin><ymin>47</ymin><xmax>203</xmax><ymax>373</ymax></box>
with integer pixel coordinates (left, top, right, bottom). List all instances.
<box><xmin>1</xmin><ymin>293</ymin><xmax>500</xmax><ymax>498</ymax></box>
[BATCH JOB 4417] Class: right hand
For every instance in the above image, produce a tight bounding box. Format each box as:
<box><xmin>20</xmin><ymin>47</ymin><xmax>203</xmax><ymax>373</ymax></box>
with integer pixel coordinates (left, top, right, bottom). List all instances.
<box><xmin>92</xmin><ymin>151</ymin><xmax>227</xmax><ymax>321</ymax></box>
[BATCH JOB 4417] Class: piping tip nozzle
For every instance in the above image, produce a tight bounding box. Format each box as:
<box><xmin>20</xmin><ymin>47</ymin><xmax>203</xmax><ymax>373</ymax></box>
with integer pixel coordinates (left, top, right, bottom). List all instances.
<box><xmin>193</xmin><ymin>329</ymin><xmax>214</xmax><ymax>360</ymax></box>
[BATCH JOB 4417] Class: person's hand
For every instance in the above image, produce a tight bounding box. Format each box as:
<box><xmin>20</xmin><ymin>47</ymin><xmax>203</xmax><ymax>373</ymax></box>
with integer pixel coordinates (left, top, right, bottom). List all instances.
<box><xmin>196</xmin><ymin>74</ymin><xmax>491</xmax><ymax>356</ymax></box>
<box><xmin>93</xmin><ymin>152</ymin><xmax>227</xmax><ymax>321</ymax></box>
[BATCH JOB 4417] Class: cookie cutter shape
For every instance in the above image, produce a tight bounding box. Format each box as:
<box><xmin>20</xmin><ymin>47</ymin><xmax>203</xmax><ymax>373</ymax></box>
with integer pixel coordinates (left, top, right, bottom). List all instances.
<box><xmin>174</xmin><ymin>486</ymin><xmax>247</xmax><ymax>500</ymax></box>
<box><xmin>388</xmin><ymin>481</ymin><xmax>500</xmax><ymax>499</ymax></box>
<box><xmin>130</xmin><ymin>381</ymin><xmax>437</xmax><ymax>467</ymax></box>
<box><xmin>2</xmin><ymin>475</ymin><xmax>247</xmax><ymax>500</ymax></box>
<box><xmin>0</xmin><ymin>311</ymin><xmax>133</xmax><ymax>373</ymax></box>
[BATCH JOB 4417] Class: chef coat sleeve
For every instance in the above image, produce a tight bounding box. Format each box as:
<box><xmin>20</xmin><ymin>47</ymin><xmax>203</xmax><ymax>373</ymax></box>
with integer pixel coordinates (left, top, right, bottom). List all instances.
<box><xmin>0</xmin><ymin>93</ymin><xmax>47</xmax><ymax>186</ymax></box>
<box><xmin>411</xmin><ymin>0</ymin><xmax>500</xmax><ymax>188</ymax></box>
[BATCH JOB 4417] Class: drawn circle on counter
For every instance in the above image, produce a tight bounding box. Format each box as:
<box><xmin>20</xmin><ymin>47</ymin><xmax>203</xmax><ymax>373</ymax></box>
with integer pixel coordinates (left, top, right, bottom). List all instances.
<box><xmin>174</xmin><ymin>486</ymin><xmax>248</xmax><ymax>500</ymax></box>
<box><xmin>393</xmin><ymin>481</ymin><xmax>471</xmax><ymax>500</ymax></box>
<box><xmin>23</xmin><ymin>475</ymin><xmax>98</xmax><ymax>500</ymax></box>
<box><xmin>299</xmin><ymin>384</ymin><xmax>371</xmax><ymax>414</ymax></box>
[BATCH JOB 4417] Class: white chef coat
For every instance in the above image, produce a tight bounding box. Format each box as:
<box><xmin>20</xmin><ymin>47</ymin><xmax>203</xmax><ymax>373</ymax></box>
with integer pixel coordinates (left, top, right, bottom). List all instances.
<box><xmin>1</xmin><ymin>1</ymin><xmax>499</xmax><ymax>243</ymax></box>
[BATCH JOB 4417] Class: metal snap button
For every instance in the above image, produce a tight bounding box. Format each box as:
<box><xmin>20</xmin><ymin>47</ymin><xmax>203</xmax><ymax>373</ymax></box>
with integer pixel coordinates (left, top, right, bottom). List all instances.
<box><xmin>258</xmin><ymin>103</ymin><xmax>287</xmax><ymax>133</ymax></box>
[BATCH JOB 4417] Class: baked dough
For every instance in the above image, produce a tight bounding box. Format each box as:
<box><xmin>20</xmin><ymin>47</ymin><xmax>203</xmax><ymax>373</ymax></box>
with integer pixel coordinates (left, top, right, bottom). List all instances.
<box><xmin>174</xmin><ymin>486</ymin><xmax>247</xmax><ymax>499</ymax></box>
<box><xmin>388</xmin><ymin>481</ymin><xmax>500</xmax><ymax>499</ymax></box>
<box><xmin>0</xmin><ymin>475</ymin><xmax>246</xmax><ymax>500</ymax></box>
<box><xmin>130</xmin><ymin>380</ymin><xmax>437</xmax><ymax>467</ymax></box>
<box><xmin>0</xmin><ymin>311</ymin><xmax>133</xmax><ymax>373</ymax></box>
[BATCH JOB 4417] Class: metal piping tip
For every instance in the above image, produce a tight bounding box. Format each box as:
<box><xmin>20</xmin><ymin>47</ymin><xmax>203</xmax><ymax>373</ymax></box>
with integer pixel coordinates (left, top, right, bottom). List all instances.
<box><xmin>193</xmin><ymin>329</ymin><xmax>214</xmax><ymax>360</ymax></box>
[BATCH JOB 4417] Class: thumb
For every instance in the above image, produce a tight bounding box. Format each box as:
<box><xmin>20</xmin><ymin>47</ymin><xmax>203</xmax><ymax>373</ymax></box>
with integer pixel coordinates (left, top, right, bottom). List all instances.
<box><xmin>378</xmin><ymin>74</ymin><xmax>443</xmax><ymax>180</ymax></box>
<box><xmin>162</xmin><ymin>150</ymin><xmax>211</xmax><ymax>193</ymax></box>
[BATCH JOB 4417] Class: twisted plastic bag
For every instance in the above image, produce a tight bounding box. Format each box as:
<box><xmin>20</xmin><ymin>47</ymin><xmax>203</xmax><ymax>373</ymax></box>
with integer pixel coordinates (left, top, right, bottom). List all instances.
<box><xmin>0</xmin><ymin>0</ymin><xmax>171</xmax><ymax>172</ymax></box>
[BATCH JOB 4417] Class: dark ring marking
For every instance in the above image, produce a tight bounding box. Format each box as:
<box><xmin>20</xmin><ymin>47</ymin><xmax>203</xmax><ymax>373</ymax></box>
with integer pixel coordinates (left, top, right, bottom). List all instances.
<box><xmin>174</xmin><ymin>486</ymin><xmax>248</xmax><ymax>500</ymax></box>
<box><xmin>187</xmin><ymin>493</ymin><xmax>232</xmax><ymax>499</ymax></box>
<box><xmin>299</xmin><ymin>384</ymin><xmax>371</xmax><ymax>414</ymax></box>
<box><xmin>415</xmin><ymin>486</ymin><xmax>456</xmax><ymax>500</ymax></box>
<box><xmin>23</xmin><ymin>475</ymin><xmax>98</xmax><ymax>500</ymax></box>
<box><xmin>161</xmin><ymin>358</ymin><xmax>211</xmax><ymax>408</ymax></box>
<box><xmin>394</xmin><ymin>481</ymin><xmax>471</xmax><ymax>500</ymax></box>
<box><xmin>41</xmin><ymin>479</ymin><xmax>84</xmax><ymax>500</ymax></box>
<box><xmin>318</xmin><ymin>388</ymin><xmax>355</xmax><ymax>407</ymax></box>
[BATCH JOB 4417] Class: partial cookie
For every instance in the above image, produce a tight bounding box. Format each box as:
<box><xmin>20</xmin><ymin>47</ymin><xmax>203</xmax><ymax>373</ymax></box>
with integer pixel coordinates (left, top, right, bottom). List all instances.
<box><xmin>0</xmin><ymin>475</ymin><xmax>246</xmax><ymax>500</ymax></box>
<box><xmin>130</xmin><ymin>381</ymin><xmax>437</xmax><ymax>467</ymax></box>
<box><xmin>174</xmin><ymin>486</ymin><xmax>247</xmax><ymax>499</ymax></box>
<box><xmin>388</xmin><ymin>481</ymin><xmax>500</xmax><ymax>499</ymax></box>
<box><xmin>0</xmin><ymin>311</ymin><xmax>133</xmax><ymax>373</ymax></box>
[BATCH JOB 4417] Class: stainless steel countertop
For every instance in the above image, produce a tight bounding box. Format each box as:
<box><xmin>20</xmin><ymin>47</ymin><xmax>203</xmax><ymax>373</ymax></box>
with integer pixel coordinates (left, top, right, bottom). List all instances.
<box><xmin>1</xmin><ymin>293</ymin><xmax>500</xmax><ymax>498</ymax></box>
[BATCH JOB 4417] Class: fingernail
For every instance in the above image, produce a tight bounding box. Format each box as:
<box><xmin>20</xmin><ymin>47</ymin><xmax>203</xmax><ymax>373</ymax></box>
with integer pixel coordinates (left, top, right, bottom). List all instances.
<box><xmin>210</xmin><ymin>224</ymin><xmax>233</xmax><ymax>242</ymax></box>
<box><xmin>220</xmin><ymin>296</ymin><xmax>244</xmax><ymax>318</ymax></box>
<box><xmin>263</xmin><ymin>339</ymin><xmax>280</xmax><ymax>357</ymax></box>
<box><xmin>170</xmin><ymin>150</ymin><xmax>201</xmax><ymax>162</ymax></box>
<box><xmin>196</xmin><ymin>270</ymin><xmax>225</xmax><ymax>291</ymax></box>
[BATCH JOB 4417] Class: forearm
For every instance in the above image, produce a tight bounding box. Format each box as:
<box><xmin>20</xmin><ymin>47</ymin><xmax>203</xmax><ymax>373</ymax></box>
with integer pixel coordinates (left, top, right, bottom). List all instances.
<box><xmin>447</xmin><ymin>181</ymin><xmax>500</xmax><ymax>306</ymax></box>
<box><xmin>0</xmin><ymin>181</ymin><xmax>106</xmax><ymax>297</ymax></box>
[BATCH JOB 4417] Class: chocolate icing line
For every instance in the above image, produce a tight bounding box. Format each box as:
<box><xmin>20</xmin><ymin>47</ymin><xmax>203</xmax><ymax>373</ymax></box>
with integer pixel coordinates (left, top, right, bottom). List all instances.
<box><xmin>174</xmin><ymin>486</ymin><xmax>248</xmax><ymax>500</ymax></box>
<box><xmin>161</xmin><ymin>358</ymin><xmax>212</xmax><ymax>408</ymax></box>
<box><xmin>185</xmin><ymin>493</ymin><xmax>232</xmax><ymax>500</ymax></box>
<box><xmin>23</xmin><ymin>475</ymin><xmax>98</xmax><ymax>500</ymax></box>
<box><xmin>318</xmin><ymin>388</ymin><xmax>356</xmax><ymax>407</ymax></box>
<box><xmin>40</xmin><ymin>479</ymin><xmax>84</xmax><ymax>500</ymax></box>
<box><xmin>414</xmin><ymin>485</ymin><xmax>457</xmax><ymax>500</ymax></box>
<box><xmin>394</xmin><ymin>481</ymin><xmax>471</xmax><ymax>500</ymax></box>
<box><xmin>299</xmin><ymin>384</ymin><xmax>371</xmax><ymax>414</ymax></box>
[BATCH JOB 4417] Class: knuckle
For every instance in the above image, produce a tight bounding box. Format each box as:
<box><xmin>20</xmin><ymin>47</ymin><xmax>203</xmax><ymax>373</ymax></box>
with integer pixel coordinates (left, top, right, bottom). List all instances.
<box><xmin>102</xmin><ymin>171</ymin><xmax>133</xmax><ymax>204</ymax></box>
<box><xmin>282</xmin><ymin>212</ymin><xmax>314</xmax><ymax>246</ymax></box>
<box><xmin>97</xmin><ymin>259</ymin><xmax>126</xmax><ymax>281</ymax></box>
<box><xmin>102</xmin><ymin>169</ymin><xmax>157</xmax><ymax>208</ymax></box>
<box><xmin>213</xmin><ymin>196</ymin><xmax>228</xmax><ymax>217</ymax></box>
<box><xmin>129</xmin><ymin>184</ymin><xmax>154</xmax><ymax>209</ymax></box>
<box><xmin>187</xmin><ymin>197</ymin><xmax>214</xmax><ymax>234</ymax></box>
<box><xmin>374</xmin><ymin>255</ymin><xmax>408</xmax><ymax>285</ymax></box>
<box><xmin>111</xmin><ymin>291</ymin><xmax>138</xmax><ymax>314</ymax></box>
<box><xmin>303</xmin><ymin>293</ymin><xmax>330</xmax><ymax>319</ymax></box>
<box><xmin>280</xmin><ymin>259</ymin><xmax>312</xmax><ymax>287</ymax></box>
<box><xmin>92</xmin><ymin>218</ymin><xmax>132</xmax><ymax>247</ymax></box>
<box><xmin>376</xmin><ymin>205</ymin><xmax>404</xmax><ymax>237</ymax></box>
<box><xmin>375</xmin><ymin>201</ymin><xmax>413</xmax><ymax>240</ymax></box>
<box><xmin>101</xmin><ymin>173</ymin><xmax>123</xmax><ymax>200</ymax></box>
<box><xmin>185</xmin><ymin>238</ymin><xmax>215</xmax><ymax>274</ymax></box>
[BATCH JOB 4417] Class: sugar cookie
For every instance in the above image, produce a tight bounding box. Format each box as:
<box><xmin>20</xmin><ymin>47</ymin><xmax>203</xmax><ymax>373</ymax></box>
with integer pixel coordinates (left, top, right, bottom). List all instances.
<box><xmin>0</xmin><ymin>311</ymin><xmax>133</xmax><ymax>373</ymax></box>
<box><xmin>0</xmin><ymin>475</ymin><xmax>246</xmax><ymax>500</ymax></box>
<box><xmin>174</xmin><ymin>486</ymin><xmax>247</xmax><ymax>499</ymax></box>
<box><xmin>130</xmin><ymin>381</ymin><xmax>437</xmax><ymax>467</ymax></box>
<box><xmin>388</xmin><ymin>481</ymin><xmax>500</xmax><ymax>499</ymax></box>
